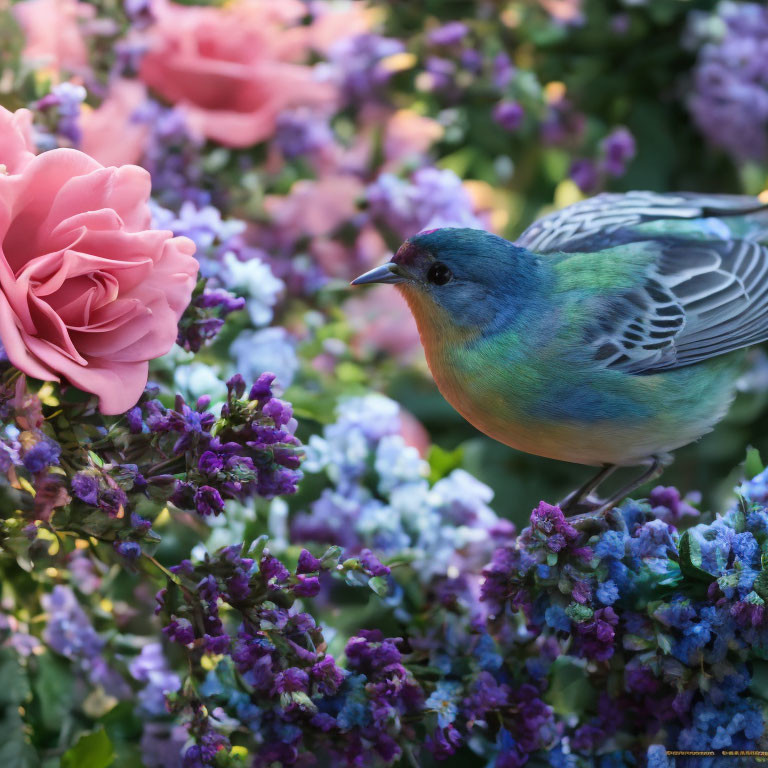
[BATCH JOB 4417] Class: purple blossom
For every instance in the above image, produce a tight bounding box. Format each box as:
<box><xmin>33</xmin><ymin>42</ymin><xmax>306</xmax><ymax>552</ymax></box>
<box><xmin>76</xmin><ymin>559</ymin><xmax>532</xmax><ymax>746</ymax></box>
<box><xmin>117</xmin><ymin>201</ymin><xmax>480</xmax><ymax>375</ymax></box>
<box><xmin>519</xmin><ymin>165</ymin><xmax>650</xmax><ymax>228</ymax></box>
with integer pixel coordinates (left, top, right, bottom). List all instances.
<box><xmin>527</xmin><ymin>501</ymin><xmax>579</xmax><ymax>554</ymax></box>
<box><xmin>329</xmin><ymin>34</ymin><xmax>406</xmax><ymax>103</ymax></box>
<box><xmin>649</xmin><ymin>485</ymin><xmax>700</xmax><ymax>523</ymax></box>
<box><xmin>574</xmin><ymin>606</ymin><xmax>618</xmax><ymax>661</ymax></box>
<box><xmin>262</xmin><ymin>398</ymin><xmax>293</xmax><ymax>429</ymax></box>
<box><xmin>428</xmin><ymin>22</ymin><xmax>468</xmax><ymax>47</ymax></box>
<box><xmin>293</xmin><ymin>575</ymin><xmax>321</xmax><ymax>597</ymax></box>
<box><xmin>177</xmin><ymin>287</ymin><xmax>246</xmax><ymax>352</ymax></box>
<box><xmin>600</xmin><ymin>127</ymin><xmax>636</xmax><ymax>176</ymax></box>
<box><xmin>272</xmin><ymin>667</ymin><xmax>309</xmax><ymax>695</ymax></box>
<box><xmin>311</xmin><ymin>655</ymin><xmax>345</xmax><ymax>696</ymax></box>
<box><xmin>72</xmin><ymin>472</ymin><xmax>100</xmax><ymax>505</ymax></box>
<box><xmin>687</xmin><ymin>3</ymin><xmax>768</xmax><ymax>162</ymax></box>
<box><xmin>195</xmin><ymin>484</ymin><xmax>225</xmax><ymax>516</ymax></box>
<box><xmin>274</xmin><ymin>109</ymin><xmax>334</xmax><ymax>158</ymax></box>
<box><xmin>297</xmin><ymin>549</ymin><xmax>323</xmax><ymax>574</ymax></box>
<box><xmin>569</xmin><ymin>158</ymin><xmax>599</xmax><ymax>193</ymax></box>
<box><xmin>22</xmin><ymin>437</ymin><xmax>61</xmax><ymax>474</ymax></box>
<box><xmin>366</xmin><ymin>167</ymin><xmax>483</xmax><ymax>238</ymax></box>
<box><xmin>261</xmin><ymin>554</ymin><xmax>290</xmax><ymax>584</ymax></box>
<box><xmin>164</xmin><ymin>618</ymin><xmax>196</xmax><ymax>646</ymax></box>
<box><xmin>359</xmin><ymin>549</ymin><xmax>390</xmax><ymax>578</ymax></box>
<box><xmin>114</xmin><ymin>541</ymin><xmax>142</xmax><ymax>561</ymax></box>
<box><xmin>493</xmin><ymin>101</ymin><xmax>525</xmax><ymax>132</ymax></box>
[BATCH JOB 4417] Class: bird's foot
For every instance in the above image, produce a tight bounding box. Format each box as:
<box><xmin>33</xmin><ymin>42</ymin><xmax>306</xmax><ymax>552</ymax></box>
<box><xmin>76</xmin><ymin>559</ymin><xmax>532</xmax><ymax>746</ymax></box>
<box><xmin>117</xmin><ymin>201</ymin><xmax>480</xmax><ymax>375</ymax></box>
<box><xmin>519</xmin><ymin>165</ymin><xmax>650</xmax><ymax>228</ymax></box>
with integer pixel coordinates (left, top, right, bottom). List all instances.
<box><xmin>559</xmin><ymin>493</ymin><xmax>603</xmax><ymax>517</ymax></box>
<box><xmin>568</xmin><ymin>503</ymin><xmax>623</xmax><ymax>532</ymax></box>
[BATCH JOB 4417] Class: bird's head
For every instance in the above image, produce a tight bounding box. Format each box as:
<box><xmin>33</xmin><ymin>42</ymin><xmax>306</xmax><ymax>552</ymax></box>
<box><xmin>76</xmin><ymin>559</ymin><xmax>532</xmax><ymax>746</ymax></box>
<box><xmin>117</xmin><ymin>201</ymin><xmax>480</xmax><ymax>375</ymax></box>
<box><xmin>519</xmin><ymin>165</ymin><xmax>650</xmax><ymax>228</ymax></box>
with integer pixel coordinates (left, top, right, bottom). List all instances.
<box><xmin>351</xmin><ymin>228</ymin><xmax>540</xmax><ymax>335</ymax></box>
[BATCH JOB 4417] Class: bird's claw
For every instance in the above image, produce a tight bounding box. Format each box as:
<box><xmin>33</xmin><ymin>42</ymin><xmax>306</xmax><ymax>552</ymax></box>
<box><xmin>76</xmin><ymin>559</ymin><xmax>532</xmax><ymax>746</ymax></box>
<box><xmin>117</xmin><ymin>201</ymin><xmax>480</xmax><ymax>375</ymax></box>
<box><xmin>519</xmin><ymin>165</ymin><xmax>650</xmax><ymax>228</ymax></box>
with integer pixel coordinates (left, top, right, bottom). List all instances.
<box><xmin>560</xmin><ymin>493</ymin><xmax>603</xmax><ymax>516</ymax></box>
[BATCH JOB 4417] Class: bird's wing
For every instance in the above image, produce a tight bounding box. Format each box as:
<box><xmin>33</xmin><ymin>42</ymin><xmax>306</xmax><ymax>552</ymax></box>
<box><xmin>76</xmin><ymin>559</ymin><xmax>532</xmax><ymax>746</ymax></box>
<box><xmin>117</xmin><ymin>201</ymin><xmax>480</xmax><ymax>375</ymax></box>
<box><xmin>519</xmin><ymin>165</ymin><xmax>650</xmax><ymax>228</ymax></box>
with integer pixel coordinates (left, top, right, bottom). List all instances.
<box><xmin>584</xmin><ymin>236</ymin><xmax>768</xmax><ymax>374</ymax></box>
<box><xmin>517</xmin><ymin>191</ymin><xmax>768</xmax><ymax>254</ymax></box>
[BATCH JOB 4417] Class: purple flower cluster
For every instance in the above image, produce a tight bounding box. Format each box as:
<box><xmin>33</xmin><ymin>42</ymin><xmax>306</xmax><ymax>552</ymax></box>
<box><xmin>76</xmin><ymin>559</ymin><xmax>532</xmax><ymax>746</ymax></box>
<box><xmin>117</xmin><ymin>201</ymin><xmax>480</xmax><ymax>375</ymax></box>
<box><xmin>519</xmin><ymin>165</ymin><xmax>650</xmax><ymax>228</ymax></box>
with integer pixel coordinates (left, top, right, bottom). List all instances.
<box><xmin>687</xmin><ymin>2</ymin><xmax>768</xmax><ymax>162</ymax></box>
<box><xmin>570</xmin><ymin>127</ymin><xmax>636</xmax><ymax>193</ymax></box>
<box><xmin>479</xmin><ymin>489</ymin><xmax>768</xmax><ymax>762</ymax></box>
<box><xmin>43</xmin><ymin>585</ymin><xmax>130</xmax><ymax>697</ymax></box>
<box><xmin>35</xmin><ymin>82</ymin><xmax>87</xmax><ymax>146</ymax></box>
<box><xmin>329</xmin><ymin>34</ymin><xmax>406</xmax><ymax>104</ymax></box>
<box><xmin>0</xmin><ymin>368</ymin><xmax>303</xmax><ymax>564</ymax></box>
<box><xmin>0</xmin><ymin>376</ymin><xmax>67</xmax><ymax>522</ymax></box>
<box><xmin>366</xmin><ymin>167</ymin><xmax>483</xmax><ymax>239</ymax></box>
<box><xmin>158</xmin><ymin>541</ymin><xmax>423</xmax><ymax>766</ymax></box>
<box><xmin>137</xmin><ymin>102</ymin><xmax>209</xmax><ymax>207</ymax></box>
<box><xmin>137</xmin><ymin>372</ymin><xmax>303</xmax><ymax>512</ymax></box>
<box><xmin>274</xmin><ymin>108</ymin><xmax>334</xmax><ymax>159</ymax></box>
<box><xmin>176</xmin><ymin>283</ymin><xmax>246</xmax><ymax>352</ymax></box>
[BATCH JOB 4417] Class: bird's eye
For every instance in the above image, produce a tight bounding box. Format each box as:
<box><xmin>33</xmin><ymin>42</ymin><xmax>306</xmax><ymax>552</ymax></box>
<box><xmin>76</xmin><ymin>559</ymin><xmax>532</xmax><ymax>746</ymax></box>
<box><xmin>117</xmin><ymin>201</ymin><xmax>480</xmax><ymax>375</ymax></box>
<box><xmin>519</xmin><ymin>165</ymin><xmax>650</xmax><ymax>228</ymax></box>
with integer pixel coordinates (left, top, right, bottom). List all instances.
<box><xmin>426</xmin><ymin>262</ymin><xmax>453</xmax><ymax>286</ymax></box>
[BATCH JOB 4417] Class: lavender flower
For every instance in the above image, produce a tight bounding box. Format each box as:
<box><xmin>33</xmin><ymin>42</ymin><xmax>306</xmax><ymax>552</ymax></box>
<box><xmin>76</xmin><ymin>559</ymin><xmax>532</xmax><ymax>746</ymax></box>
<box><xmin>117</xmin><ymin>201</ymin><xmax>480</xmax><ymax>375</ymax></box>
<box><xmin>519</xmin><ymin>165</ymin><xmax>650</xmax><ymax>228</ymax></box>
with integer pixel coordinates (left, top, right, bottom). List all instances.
<box><xmin>493</xmin><ymin>100</ymin><xmax>525</xmax><ymax>132</ymax></box>
<box><xmin>366</xmin><ymin>167</ymin><xmax>483</xmax><ymax>239</ymax></box>
<box><xmin>686</xmin><ymin>2</ymin><xmax>768</xmax><ymax>162</ymax></box>
<box><xmin>274</xmin><ymin>109</ymin><xmax>334</xmax><ymax>158</ymax></box>
<box><xmin>329</xmin><ymin>35</ymin><xmax>406</xmax><ymax>104</ymax></box>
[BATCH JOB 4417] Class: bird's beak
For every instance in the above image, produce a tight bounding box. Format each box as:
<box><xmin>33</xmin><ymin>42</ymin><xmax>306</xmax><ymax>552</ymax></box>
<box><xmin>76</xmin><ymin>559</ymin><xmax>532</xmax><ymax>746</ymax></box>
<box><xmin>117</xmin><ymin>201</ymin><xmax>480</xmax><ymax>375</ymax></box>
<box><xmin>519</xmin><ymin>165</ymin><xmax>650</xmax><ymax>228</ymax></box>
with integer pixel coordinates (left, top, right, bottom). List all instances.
<box><xmin>350</xmin><ymin>262</ymin><xmax>407</xmax><ymax>286</ymax></box>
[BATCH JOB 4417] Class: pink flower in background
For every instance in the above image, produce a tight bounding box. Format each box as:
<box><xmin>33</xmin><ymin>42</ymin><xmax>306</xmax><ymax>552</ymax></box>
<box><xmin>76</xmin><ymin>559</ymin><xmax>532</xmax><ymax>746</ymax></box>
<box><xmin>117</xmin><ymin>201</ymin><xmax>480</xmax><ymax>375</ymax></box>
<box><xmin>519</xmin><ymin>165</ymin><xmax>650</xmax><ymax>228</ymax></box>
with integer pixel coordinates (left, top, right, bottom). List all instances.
<box><xmin>138</xmin><ymin>0</ymin><xmax>337</xmax><ymax>148</ymax></box>
<box><xmin>307</xmin><ymin>1</ymin><xmax>375</xmax><ymax>55</ymax></box>
<box><xmin>264</xmin><ymin>176</ymin><xmax>364</xmax><ymax>239</ymax></box>
<box><xmin>345</xmin><ymin>285</ymin><xmax>423</xmax><ymax>366</ymax></box>
<box><xmin>383</xmin><ymin>110</ymin><xmax>444</xmax><ymax>171</ymax></box>
<box><xmin>0</xmin><ymin>108</ymin><xmax>36</xmax><ymax>173</ymax></box>
<box><xmin>0</xmin><ymin>106</ymin><xmax>198</xmax><ymax>414</ymax></box>
<box><xmin>399</xmin><ymin>409</ymin><xmax>431</xmax><ymax>457</ymax></box>
<box><xmin>12</xmin><ymin>0</ymin><xmax>93</xmax><ymax>73</ymax></box>
<box><xmin>80</xmin><ymin>79</ymin><xmax>150</xmax><ymax>167</ymax></box>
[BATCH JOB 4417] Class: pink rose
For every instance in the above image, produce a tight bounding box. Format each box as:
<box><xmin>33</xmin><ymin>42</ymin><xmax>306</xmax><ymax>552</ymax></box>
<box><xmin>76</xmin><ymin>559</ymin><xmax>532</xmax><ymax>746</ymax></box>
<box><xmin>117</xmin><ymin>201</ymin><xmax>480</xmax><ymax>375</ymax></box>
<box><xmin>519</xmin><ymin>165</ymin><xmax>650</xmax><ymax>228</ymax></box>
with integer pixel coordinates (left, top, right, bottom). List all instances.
<box><xmin>306</xmin><ymin>2</ymin><xmax>374</xmax><ymax>55</ymax></box>
<box><xmin>80</xmin><ymin>79</ymin><xmax>150</xmax><ymax>167</ymax></box>
<box><xmin>263</xmin><ymin>176</ymin><xmax>364</xmax><ymax>240</ymax></box>
<box><xmin>139</xmin><ymin>0</ymin><xmax>337</xmax><ymax>148</ymax></box>
<box><xmin>0</xmin><ymin>106</ymin><xmax>198</xmax><ymax>415</ymax></box>
<box><xmin>12</xmin><ymin>0</ymin><xmax>93</xmax><ymax>74</ymax></box>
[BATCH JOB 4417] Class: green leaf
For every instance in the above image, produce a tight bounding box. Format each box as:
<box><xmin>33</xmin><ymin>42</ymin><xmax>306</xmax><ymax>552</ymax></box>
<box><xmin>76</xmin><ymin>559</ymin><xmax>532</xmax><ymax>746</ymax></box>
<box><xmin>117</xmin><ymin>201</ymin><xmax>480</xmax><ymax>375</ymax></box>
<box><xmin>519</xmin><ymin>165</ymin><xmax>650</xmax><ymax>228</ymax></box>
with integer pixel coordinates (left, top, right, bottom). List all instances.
<box><xmin>368</xmin><ymin>576</ymin><xmax>389</xmax><ymax>597</ymax></box>
<box><xmin>754</xmin><ymin>571</ymin><xmax>768</xmax><ymax>602</ymax></box>
<box><xmin>750</xmin><ymin>661</ymin><xmax>768</xmax><ymax>702</ymax></box>
<box><xmin>544</xmin><ymin>658</ymin><xmax>596</xmax><ymax>718</ymax></box>
<box><xmin>320</xmin><ymin>546</ymin><xmax>342</xmax><ymax>566</ymax></box>
<box><xmin>565</xmin><ymin>603</ymin><xmax>593</xmax><ymax>622</ymax></box>
<box><xmin>678</xmin><ymin>531</ymin><xmax>716</xmax><ymax>584</ymax></box>
<box><xmin>427</xmin><ymin>445</ymin><xmax>464</xmax><ymax>484</ymax></box>
<box><xmin>0</xmin><ymin>708</ymin><xmax>39</xmax><ymax>768</ymax></box>
<box><xmin>0</xmin><ymin>647</ymin><xmax>30</xmax><ymax>706</ymax></box>
<box><xmin>32</xmin><ymin>653</ymin><xmax>75</xmax><ymax>733</ymax></box>
<box><xmin>61</xmin><ymin>728</ymin><xmax>114</xmax><ymax>768</ymax></box>
<box><xmin>745</xmin><ymin>447</ymin><xmax>764</xmax><ymax>481</ymax></box>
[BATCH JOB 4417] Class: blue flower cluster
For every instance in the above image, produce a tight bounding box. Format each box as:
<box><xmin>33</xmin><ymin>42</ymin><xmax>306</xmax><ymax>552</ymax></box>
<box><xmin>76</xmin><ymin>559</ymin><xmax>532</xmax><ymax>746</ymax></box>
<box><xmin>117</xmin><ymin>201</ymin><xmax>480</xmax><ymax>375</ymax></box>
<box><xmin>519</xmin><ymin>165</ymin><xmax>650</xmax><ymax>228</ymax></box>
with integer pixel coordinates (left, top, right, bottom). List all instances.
<box><xmin>293</xmin><ymin>393</ymin><xmax>512</xmax><ymax>577</ymax></box>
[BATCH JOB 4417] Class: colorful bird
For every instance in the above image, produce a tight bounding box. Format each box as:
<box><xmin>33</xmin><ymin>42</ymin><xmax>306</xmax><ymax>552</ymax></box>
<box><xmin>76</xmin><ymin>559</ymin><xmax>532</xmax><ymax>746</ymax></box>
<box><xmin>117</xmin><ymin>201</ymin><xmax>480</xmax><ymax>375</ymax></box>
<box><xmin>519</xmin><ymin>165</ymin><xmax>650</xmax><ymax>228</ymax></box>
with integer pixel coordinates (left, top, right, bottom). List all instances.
<box><xmin>352</xmin><ymin>191</ymin><xmax>768</xmax><ymax>516</ymax></box>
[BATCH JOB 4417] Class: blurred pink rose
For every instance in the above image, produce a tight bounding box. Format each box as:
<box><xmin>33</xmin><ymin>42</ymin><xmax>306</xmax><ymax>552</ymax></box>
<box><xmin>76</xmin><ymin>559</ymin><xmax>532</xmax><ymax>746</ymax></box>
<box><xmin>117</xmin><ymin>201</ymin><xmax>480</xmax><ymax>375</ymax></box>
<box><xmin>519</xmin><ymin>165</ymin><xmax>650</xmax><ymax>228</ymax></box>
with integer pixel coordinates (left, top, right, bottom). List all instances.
<box><xmin>307</xmin><ymin>1</ymin><xmax>375</xmax><ymax>55</ymax></box>
<box><xmin>12</xmin><ymin>0</ymin><xmax>93</xmax><ymax>73</ymax></box>
<box><xmin>538</xmin><ymin>0</ymin><xmax>583</xmax><ymax>24</ymax></box>
<box><xmin>399</xmin><ymin>409</ymin><xmax>431</xmax><ymax>458</ymax></box>
<box><xmin>139</xmin><ymin>0</ymin><xmax>337</xmax><ymax>148</ymax></box>
<box><xmin>335</xmin><ymin>107</ymin><xmax>443</xmax><ymax>176</ymax></box>
<box><xmin>0</xmin><ymin>106</ymin><xmax>198</xmax><ymax>414</ymax></box>
<box><xmin>345</xmin><ymin>285</ymin><xmax>423</xmax><ymax>366</ymax></box>
<box><xmin>80</xmin><ymin>79</ymin><xmax>150</xmax><ymax>167</ymax></box>
<box><xmin>264</xmin><ymin>176</ymin><xmax>364</xmax><ymax>239</ymax></box>
<box><xmin>383</xmin><ymin>110</ymin><xmax>443</xmax><ymax>170</ymax></box>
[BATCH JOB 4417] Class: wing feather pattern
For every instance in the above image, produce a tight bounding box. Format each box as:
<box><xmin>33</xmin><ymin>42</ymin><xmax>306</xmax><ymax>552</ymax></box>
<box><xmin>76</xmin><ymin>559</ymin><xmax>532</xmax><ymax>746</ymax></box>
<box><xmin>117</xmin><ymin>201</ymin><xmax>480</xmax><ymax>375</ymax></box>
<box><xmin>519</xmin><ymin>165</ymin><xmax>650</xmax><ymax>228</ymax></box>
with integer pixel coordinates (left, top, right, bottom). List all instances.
<box><xmin>585</xmin><ymin>238</ymin><xmax>768</xmax><ymax>373</ymax></box>
<box><xmin>517</xmin><ymin>191</ymin><xmax>767</xmax><ymax>254</ymax></box>
<box><xmin>524</xmin><ymin>191</ymin><xmax>768</xmax><ymax>373</ymax></box>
